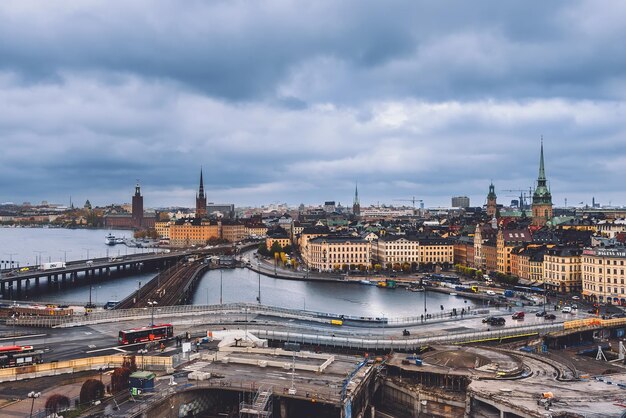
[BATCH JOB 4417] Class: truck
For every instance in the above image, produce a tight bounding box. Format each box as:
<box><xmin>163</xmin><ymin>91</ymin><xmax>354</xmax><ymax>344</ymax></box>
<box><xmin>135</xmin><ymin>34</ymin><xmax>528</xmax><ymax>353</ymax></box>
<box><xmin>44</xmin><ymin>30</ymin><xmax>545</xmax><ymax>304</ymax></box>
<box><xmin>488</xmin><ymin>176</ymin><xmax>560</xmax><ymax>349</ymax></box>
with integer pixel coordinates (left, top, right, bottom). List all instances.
<box><xmin>40</xmin><ymin>262</ymin><xmax>66</xmax><ymax>271</ymax></box>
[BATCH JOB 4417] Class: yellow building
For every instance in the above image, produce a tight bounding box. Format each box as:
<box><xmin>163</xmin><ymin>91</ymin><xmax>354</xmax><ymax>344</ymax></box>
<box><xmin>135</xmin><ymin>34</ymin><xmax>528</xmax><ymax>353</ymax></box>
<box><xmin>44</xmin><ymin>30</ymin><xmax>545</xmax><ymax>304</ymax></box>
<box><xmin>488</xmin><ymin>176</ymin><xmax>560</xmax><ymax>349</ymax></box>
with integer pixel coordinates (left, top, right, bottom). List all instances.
<box><xmin>244</xmin><ymin>223</ymin><xmax>268</xmax><ymax>238</ymax></box>
<box><xmin>544</xmin><ymin>247</ymin><xmax>582</xmax><ymax>294</ymax></box>
<box><xmin>582</xmin><ymin>246</ymin><xmax>626</xmax><ymax>305</ymax></box>
<box><xmin>154</xmin><ymin>221</ymin><xmax>170</xmax><ymax>239</ymax></box>
<box><xmin>515</xmin><ymin>244</ymin><xmax>547</xmax><ymax>283</ymax></box>
<box><xmin>372</xmin><ymin>236</ymin><xmax>420</xmax><ymax>265</ymax></box>
<box><xmin>418</xmin><ymin>238</ymin><xmax>454</xmax><ymax>266</ymax></box>
<box><xmin>305</xmin><ymin>236</ymin><xmax>370</xmax><ymax>272</ymax></box>
<box><xmin>221</xmin><ymin>220</ymin><xmax>246</xmax><ymax>243</ymax></box>
<box><xmin>169</xmin><ymin>219</ymin><xmax>220</xmax><ymax>247</ymax></box>
<box><xmin>496</xmin><ymin>229</ymin><xmax>532</xmax><ymax>275</ymax></box>
<box><xmin>265</xmin><ymin>230</ymin><xmax>291</xmax><ymax>252</ymax></box>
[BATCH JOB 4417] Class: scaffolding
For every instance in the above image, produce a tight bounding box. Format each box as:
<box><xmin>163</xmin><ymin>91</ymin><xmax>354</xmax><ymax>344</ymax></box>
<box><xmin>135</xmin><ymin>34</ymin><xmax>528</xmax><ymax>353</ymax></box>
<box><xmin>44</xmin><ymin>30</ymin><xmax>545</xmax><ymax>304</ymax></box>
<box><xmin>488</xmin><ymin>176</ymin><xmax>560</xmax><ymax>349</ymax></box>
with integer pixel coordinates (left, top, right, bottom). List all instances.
<box><xmin>239</xmin><ymin>385</ymin><xmax>273</xmax><ymax>418</ymax></box>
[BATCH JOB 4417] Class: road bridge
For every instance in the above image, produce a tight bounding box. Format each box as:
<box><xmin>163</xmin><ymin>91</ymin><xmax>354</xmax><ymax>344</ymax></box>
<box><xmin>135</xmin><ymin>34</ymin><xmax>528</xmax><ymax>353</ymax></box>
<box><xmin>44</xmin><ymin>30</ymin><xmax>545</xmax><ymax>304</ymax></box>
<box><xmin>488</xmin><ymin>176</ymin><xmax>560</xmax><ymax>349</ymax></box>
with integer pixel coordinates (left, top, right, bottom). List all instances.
<box><xmin>0</xmin><ymin>242</ymin><xmax>255</xmax><ymax>299</ymax></box>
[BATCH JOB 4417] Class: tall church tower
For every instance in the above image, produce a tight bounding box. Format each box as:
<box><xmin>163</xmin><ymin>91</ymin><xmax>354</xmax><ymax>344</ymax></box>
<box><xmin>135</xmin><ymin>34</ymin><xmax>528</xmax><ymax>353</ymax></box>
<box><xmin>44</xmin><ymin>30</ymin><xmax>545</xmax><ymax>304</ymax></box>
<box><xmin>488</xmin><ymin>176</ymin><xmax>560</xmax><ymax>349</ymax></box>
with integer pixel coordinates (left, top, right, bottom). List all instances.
<box><xmin>486</xmin><ymin>182</ymin><xmax>497</xmax><ymax>218</ymax></box>
<box><xmin>131</xmin><ymin>181</ymin><xmax>144</xmax><ymax>228</ymax></box>
<box><xmin>196</xmin><ymin>168</ymin><xmax>207</xmax><ymax>218</ymax></box>
<box><xmin>352</xmin><ymin>182</ymin><xmax>361</xmax><ymax>218</ymax></box>
<box><xmin>532</xmin><ymin>139</ymin><xmax>553</xmax><ymax>226</ymax></box>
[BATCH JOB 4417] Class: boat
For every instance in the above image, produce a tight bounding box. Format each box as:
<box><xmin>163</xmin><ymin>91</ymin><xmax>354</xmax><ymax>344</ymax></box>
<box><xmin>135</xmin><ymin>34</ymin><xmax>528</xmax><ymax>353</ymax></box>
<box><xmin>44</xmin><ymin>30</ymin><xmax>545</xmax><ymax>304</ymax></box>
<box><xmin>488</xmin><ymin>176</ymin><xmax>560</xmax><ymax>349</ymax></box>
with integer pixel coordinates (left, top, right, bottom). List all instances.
<box><xmin>105</xmin><ymin>234</ymin><xmax>116</xmax><ymax>245</ymax></box>
<box><xmin>408</xmin><ymin>286</ymin><xmax>425</xmax><ymax>292</ymax></box>
<box><xmin>377</xmin><ymin>279</ymin><xmax>398</xmax><ymax>289</ymax></box>
<box><xmin>359</xmin><ymin>280</ymin><xmax>373</xmax><ymax>285</ymax></box>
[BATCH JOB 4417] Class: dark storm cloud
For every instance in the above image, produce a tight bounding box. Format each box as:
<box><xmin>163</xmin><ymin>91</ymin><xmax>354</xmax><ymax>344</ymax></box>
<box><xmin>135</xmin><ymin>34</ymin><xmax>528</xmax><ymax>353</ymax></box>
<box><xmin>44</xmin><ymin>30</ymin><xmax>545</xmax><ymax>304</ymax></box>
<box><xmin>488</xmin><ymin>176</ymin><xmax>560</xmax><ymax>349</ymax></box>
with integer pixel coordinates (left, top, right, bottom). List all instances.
<box><xmin>0</xmin><ymin>1</ymin><xmax>625</xmax><ymax>207</ymax></box>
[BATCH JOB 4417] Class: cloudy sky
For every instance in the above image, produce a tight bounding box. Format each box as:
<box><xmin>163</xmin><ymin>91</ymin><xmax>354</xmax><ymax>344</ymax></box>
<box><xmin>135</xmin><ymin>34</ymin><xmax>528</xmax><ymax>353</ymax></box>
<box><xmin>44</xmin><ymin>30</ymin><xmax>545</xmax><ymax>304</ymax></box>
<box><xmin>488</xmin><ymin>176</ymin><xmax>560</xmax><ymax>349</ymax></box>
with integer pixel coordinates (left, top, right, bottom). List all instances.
<box><xmin>1</xmin><ymin>1</ymin><xmax>625</xmax><ymax>209</ymax></box>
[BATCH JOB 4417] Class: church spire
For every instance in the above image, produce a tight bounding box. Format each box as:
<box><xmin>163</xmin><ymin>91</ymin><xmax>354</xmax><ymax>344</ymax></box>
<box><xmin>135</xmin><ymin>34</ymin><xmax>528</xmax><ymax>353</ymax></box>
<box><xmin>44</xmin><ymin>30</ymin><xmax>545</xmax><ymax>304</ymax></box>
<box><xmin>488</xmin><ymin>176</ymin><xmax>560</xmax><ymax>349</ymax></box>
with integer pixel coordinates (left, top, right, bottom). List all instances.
<box><xmin>198</xmin><ymin>167</ymin><xmax>205</xmax><ymax>199</ymax></box>
<box><xmin>538</xmin><ymin>135</ymin><xmax>546</xmax><ymax>181</ymax></box>
<box><xmin>354</xmin><ymin>182</ymin><xmax>360</xmax><ymax>206</ymax></box>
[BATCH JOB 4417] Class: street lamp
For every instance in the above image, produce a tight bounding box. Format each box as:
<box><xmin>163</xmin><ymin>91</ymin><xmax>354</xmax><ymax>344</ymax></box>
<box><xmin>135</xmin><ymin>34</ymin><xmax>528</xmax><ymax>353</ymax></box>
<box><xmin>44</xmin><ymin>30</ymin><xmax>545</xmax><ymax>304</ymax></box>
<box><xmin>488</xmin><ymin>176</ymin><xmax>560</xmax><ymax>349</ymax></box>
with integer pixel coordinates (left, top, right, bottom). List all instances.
<box><xmin>82</xmin><ymin>248</ymin><xmax>91</xmax><ymax>261</ymax></box>
<box><xmin>28</xmin><ymin>391</ymin><xmax>40</xmax><ymax>418</ymax></box>
<box><xmin>220</xmin><ymin>269</ymin><xmax>223</xmax><ymax>305</ymax></box>
<box><xmin>148</xmin><ymin>300</ymin><xmax>158</xmax><ymax>327</ymax></box>
<box><xmin>257</xmin><ymin>262</ymin><xmax>261</xmax><ymax>304</ymax></box>
<box><xmin>59</xmin><ymin>250</ymin><xmax>71</xmax><ymax>263</ymax></box>
<box><xmin>381</xmin><ymin>312</ymin><xmax>386</xmax><ymax>338</ymax></box>
<box><xmin>138</xmin><ymin>349</ymin><xmax>148</xmax><ymax>370</ymax></box>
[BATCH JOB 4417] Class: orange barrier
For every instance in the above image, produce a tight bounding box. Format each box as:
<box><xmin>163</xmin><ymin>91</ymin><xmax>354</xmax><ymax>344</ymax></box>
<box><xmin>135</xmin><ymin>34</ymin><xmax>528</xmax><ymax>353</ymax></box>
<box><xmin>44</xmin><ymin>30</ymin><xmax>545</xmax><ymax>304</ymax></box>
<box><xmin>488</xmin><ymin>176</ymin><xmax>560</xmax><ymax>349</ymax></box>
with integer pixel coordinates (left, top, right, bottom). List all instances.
<box><xmin>563</xmin><ymin>317</ymin><xmax>626</xmax><ymax>330</ymax></box>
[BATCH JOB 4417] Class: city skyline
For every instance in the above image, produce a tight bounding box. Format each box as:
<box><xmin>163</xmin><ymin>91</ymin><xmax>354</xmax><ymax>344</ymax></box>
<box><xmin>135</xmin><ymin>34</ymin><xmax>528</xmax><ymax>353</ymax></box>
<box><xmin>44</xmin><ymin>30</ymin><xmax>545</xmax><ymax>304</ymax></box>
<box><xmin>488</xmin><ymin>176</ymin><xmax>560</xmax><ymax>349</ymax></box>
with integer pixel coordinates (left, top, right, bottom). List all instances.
<box><xmin>1</xmin><ymin>1</ymin><xmax>626</xmax><ymax>207</ymax></box>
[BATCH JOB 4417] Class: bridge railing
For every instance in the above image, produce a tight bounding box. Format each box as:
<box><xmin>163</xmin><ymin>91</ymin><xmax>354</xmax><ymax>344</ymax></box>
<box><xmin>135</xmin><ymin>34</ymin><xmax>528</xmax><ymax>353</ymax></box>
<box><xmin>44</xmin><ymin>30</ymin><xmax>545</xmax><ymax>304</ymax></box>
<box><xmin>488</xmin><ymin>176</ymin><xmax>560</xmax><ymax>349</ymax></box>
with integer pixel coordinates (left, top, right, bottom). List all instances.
<box><xmin>249</xmin><ymin>322</ymin><xmax>564</xmax><ymax>351</ymax></box>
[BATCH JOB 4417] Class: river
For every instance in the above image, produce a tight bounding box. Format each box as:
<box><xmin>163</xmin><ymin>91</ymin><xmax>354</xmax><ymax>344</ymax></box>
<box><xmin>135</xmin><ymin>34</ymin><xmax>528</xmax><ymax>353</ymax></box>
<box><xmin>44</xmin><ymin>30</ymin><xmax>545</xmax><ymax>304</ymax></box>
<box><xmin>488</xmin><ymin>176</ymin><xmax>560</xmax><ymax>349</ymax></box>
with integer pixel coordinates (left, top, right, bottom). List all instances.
<box><xmin>0</xmin><ymin>228</ymin><xmax>477</xmax><ymax>317</ymax></box>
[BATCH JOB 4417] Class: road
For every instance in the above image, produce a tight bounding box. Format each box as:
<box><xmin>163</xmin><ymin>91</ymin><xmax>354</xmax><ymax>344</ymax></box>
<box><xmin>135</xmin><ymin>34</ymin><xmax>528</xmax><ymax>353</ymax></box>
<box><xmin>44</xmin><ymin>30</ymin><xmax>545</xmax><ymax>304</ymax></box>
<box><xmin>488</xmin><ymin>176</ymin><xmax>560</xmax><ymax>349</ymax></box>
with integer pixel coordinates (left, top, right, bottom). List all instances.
<box><xmin>0</xmin><ymin>301</ymin><xmax>596</xmax><ymax>363</ymax></box>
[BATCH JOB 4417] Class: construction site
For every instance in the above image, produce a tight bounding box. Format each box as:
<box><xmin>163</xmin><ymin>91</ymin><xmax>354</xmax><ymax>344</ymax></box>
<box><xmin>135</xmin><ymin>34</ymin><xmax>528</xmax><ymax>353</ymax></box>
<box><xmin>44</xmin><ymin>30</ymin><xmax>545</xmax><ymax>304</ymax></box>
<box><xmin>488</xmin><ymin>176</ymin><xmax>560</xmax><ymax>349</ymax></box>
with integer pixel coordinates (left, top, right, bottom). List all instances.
<box><xmin>103</xmin><ymin>323</ymin><xmax>626</xmax><ymax>418</ymax></box>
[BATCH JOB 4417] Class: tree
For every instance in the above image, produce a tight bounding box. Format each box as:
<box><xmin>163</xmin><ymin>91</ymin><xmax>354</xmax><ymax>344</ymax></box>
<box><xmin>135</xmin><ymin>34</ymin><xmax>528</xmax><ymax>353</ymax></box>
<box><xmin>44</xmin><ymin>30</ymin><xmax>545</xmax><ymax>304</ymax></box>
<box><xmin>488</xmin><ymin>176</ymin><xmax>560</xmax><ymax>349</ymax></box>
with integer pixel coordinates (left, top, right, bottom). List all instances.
<box><xmin>385</xmin><ymin>263</ymin><xmax>392</xmax><ymax>270</ymax></box>
<box><xmin>45</xmin><ymin>394</ymin><xmax>70</xmax><ymax>414</ymax></box>
<box><xmin>374</xmin><ymin>264</ymin><xmax>382</xmax><ymax>272</ymax></box>
<box><xmin>270</xmin><ymin>241</ymin><xmax>283</xmax><ymax>256</ymax></box>
<box><xmin>111</xmin><ymin>367</ymin><xmax>132</xmax><ymax>393</ymax></box>
<box><xmin>79</xmin><ymin>379</ymin><xmax>105</xmax><ymax>404</ymax></box>
<box><xmin>410</xmin><ymin>262</ymin><xmax>418</xmax><ymax>272</ymax></box>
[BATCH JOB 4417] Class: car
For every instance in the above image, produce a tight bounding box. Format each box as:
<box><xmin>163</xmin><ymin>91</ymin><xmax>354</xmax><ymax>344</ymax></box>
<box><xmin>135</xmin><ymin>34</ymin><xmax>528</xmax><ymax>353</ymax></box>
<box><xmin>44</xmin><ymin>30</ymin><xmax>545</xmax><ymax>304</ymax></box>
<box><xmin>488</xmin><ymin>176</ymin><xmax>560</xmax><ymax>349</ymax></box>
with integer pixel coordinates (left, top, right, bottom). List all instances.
<box><xmin>536</xmin><ymin>311</ymin><xmax>547</xmax><ymax>317</ymax></box>
<box><xmin>485</xmin><ymin>290</ymin><xmax>496</xmax><ymax>296</ymax></box>
<box><xmin>544</xmin><ymin>313</ymin><xmax>557</xmax><ymax>320</ymax></box>
<box><xmin>512</xmin><ymin>311</ymin><xmax>525</xmax><ymax>320</ymax></box>
<box><xmin>561</xmin><ymin>306</ymin><xmax>572</xmax><ymax>313</ymax></box>
<box><xmin>483</xmin><ymin>316</ymin><xmax>506</xmax><ymax>326</ymax></box>
<box><xmin>572</xmin><ymin>296</ymin><xmax>580</xmax><ymax>300</ymax></box>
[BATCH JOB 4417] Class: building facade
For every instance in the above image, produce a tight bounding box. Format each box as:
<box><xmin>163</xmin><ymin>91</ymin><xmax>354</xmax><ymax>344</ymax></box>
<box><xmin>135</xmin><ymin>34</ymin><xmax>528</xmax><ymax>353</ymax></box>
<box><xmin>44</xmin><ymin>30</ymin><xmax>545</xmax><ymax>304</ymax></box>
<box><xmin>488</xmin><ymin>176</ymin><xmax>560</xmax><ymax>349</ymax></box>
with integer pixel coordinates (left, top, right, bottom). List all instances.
<box><xmin>486</xmin><ymin>183</ymin><xmax>497</xmax><ymax>218</ymax></box>
<box><xmin>496</xmin><ymin>229</ymin><xmax>532</xmax><ymax>275</ymax></box>
<box><xmin>452</xmin><ymin>196</ymin><xmax>470</xmax><ymax>208</ymax></box>
<box><xmin>544</xmin><ymin>247</ymin><xmax>583</xmax><ymax>294</ymax></box>
<box><xmin>169</xmin><ymin>219</ymin><xmax>220</xmax><ymax>247</ymax></box>
<box><xmin>582</xmin><ymin>246</ymin><xmax>626</xmax><ymax>304</ymax></box>
<box><xmin>306</xmin><ymin>236</ymin><xmax>370</xmax><ymax>272</ymax></box>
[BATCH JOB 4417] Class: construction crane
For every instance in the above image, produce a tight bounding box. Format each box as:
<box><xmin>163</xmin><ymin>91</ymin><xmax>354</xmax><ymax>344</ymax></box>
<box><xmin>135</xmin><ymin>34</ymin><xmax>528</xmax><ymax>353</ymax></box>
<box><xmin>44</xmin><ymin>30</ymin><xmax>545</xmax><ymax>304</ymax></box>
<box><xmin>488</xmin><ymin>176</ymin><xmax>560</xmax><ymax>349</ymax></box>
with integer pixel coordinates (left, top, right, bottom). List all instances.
<box><xmin>393</xmin><ymin>197</ymin><xmax>423</xmax><ymax>214</ymax></box>
<box><xmin>502</xmin><ymin>188</ymin><xmax>533</xmax><ymax>211</ymax></box>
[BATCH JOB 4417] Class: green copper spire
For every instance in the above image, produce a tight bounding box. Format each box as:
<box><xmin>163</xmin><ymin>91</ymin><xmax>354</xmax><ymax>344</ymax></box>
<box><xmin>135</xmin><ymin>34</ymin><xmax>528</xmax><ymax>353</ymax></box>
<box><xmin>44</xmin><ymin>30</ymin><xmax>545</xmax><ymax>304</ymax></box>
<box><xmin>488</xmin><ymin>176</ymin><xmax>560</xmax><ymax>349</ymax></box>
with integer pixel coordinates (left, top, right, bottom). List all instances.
<box><xmin>532</xmin><ymin>138</ymin><xmax>552</xmax><ymax>205</ymax></box>
<box><xmin>538</xmin><ymin>136</ymin><xmax>546</xmax><ymax>181</ymax></box>
<box><xmin>354</xmin><ymin>182</ymin><xmax>360</xmax><ymax>205</ymax></box>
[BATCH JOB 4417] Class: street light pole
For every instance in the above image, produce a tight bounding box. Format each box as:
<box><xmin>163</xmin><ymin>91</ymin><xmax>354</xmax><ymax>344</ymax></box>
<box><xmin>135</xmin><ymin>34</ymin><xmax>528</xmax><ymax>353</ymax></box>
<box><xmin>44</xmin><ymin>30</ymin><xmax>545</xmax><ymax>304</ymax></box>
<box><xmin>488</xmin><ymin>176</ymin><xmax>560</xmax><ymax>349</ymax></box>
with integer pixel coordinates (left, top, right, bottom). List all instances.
<box><xmin>220</xmin><ymin>269</ymin><xmax>223</xmax><ymax>305</ymax></box>
<box><xmin>257</xmin><ymin>263</ymin><xmax>261</xmax><ymax>304</ymax></box>
<box><xmin>148</xmin><ymin>300</ymin><xmax>158</xmax><ymax>327</ymax></box>
<box><xmin>28</xmin><ymin>391</ymin><xmax>40</xmax><ymax>418</ymax></box>
<box><xmin>82</xmin><ymin>248</ymin><xmax>91</xmax><ymax>260</ymax></box>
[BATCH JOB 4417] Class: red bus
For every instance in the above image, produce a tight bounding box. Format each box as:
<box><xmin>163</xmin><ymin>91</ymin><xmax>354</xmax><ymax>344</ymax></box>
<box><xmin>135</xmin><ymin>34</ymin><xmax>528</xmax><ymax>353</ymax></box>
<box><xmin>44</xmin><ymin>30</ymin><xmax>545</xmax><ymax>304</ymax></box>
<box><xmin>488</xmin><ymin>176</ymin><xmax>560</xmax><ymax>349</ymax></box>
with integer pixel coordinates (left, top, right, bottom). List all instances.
<box><xmin>0</xmin><ymin>345</ymin><xmax>44</xmax><ymax>368</ymax></box>
<box><xmin>118</xmin><ymin>324</ymin><xmax>174</xmax><ymax>345</ymax></box>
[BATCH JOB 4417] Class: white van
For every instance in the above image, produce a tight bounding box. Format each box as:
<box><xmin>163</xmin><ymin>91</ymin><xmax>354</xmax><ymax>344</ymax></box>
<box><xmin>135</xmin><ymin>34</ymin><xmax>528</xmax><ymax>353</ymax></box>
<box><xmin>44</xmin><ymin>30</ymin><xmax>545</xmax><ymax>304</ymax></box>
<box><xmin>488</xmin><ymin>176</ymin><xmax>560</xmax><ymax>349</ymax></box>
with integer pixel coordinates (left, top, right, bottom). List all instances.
<box><xmin>561</xmin><ymin>306</ymin><xmax>572</xmax><ymax>313</ymax></box>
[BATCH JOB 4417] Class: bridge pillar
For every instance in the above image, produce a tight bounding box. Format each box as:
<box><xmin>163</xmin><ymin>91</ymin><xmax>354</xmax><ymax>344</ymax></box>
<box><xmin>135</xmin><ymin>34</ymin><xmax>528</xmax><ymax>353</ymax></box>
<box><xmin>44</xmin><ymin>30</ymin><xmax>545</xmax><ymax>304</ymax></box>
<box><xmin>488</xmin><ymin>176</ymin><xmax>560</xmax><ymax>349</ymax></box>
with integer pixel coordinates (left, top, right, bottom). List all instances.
<box><xmin>106</xmin><ymin>267</ymin><xmax>111</xmax><ymax>277</ymax></box>
<box><xmin>1</xmin><ymin>281</ymin><xmax>6</xmax><ymax>296</ymax></box>
<box><xmin>62</xmin><ymin>273</ymin><xmax>67</xmax><ymax>284</ymax></box>
<box><xmin>47</xmin><ymin>275</ymin><xmax>51</xmax><ymax>285</ymax></box>
<box><xmin>35</xmin><ymin>277</ymin><xmax>40</xmax><ymax>287</ymax></box>
<box><xmin>16</xmin><ymin>279</ymin><xmax>22</xmax><ymax>295</ymax></box>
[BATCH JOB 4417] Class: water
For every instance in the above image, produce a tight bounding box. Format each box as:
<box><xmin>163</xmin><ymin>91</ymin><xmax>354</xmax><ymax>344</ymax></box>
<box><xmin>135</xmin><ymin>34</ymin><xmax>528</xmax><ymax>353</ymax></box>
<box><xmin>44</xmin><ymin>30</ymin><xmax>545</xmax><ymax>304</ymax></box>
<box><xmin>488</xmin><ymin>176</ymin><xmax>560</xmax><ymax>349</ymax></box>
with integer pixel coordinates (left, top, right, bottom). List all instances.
<box><xmin>190</xmin><ymin>269</ymin><xmax>476</xmax><ymax>318</ymax></box>
<box><xmin>0</xmin><ymin>227</ymin><xmax>147</xmax><ymax>267</ymax></box>
<box><xmin>1</xmin><ymin>228</ymin><xmax>477</xmax><ymax>317</ymax></box>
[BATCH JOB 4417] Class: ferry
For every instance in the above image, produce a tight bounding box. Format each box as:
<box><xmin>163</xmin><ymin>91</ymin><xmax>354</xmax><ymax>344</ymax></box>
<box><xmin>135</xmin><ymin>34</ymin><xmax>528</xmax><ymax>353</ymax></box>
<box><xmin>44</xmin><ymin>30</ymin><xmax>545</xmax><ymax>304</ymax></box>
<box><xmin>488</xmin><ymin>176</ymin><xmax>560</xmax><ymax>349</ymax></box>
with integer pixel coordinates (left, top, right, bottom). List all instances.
<box><xmin>408</xmin><ymin>286</ymin><xmax>425</xmax><ymax>292</ymax></box>
<box><xmin>105</xmin><ymin>234</ymin><xmax>116</xmax><ymax>245</ymax></box>
<box><xmin>105</xmin><ymin>234</ymin><xmax>125</xmax><ymax>245</ymax></box>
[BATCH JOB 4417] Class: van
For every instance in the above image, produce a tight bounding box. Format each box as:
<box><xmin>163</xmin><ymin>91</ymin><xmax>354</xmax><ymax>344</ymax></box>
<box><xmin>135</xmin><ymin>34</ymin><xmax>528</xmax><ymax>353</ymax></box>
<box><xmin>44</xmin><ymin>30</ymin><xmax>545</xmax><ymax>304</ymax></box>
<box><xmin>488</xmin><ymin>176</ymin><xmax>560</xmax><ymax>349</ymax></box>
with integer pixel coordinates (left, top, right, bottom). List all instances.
<box><xmin>561</xmin><ymin>306</ymin><xmax>572</xmax><ymax>313</ymax></box>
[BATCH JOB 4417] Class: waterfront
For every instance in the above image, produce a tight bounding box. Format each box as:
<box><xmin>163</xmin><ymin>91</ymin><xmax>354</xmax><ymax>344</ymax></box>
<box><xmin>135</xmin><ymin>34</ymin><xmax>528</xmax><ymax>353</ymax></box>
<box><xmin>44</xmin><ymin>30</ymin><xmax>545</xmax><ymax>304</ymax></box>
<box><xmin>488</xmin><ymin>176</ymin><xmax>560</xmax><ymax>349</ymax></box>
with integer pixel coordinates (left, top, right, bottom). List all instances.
<box><xmin>1</xmin><ymin>228</ymin><xmax>477</xmax><ymax>317</ymax></box>
<box><xmin>0</xmin><ymin>227</ymin><xmax>148</xmax><ymax>267</ymax></box>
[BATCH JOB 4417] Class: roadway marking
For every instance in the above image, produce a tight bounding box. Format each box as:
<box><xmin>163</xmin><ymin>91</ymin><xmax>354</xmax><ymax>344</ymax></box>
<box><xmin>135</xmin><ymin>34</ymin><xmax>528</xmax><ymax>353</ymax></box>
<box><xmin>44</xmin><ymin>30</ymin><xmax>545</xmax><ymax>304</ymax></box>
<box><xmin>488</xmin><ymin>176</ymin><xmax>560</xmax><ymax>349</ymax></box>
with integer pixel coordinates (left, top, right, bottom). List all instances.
<box><xmin>0</xmin><ymin>333</ymin><xmax>47</xmax><ymax>342</ymax></box>
<box><xmin>87</xmin><ymin>346</ymin><xmax>129</xmax><ymax>354</ymax></box>
<box><xmin>113</xmin><ymin>347</ymin><xmax>127</xmax><ymax>353</ymax></box>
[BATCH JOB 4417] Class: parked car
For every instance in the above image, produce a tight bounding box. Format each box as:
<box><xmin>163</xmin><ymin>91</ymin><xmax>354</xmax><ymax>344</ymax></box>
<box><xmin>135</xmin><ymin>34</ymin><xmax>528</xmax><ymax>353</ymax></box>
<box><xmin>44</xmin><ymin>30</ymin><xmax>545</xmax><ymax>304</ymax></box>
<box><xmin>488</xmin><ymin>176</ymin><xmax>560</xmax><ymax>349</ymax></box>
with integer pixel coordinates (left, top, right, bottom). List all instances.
<box><xmin>536</xmin><ymin>311</ymin><xmax>547</xmax><ymax>317</ymax></box>
<box><xmin>544</xmin><ymin>313</ymin><xmax>557</xmax><ymax>320</ymax></box>
<box><xmin>512</xmin><ymin>311</ymin><xmax>525</xmax><ymax>320</ymax></box>
<box><xmin>572</xmin><ymin>296</ymin><xmax>580</xmax><ymax>300</ymax></box>
<box><xmin>561</xmin><ymin>306</ymin><xmax>572</xmax><ymax>313</ymax></box>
